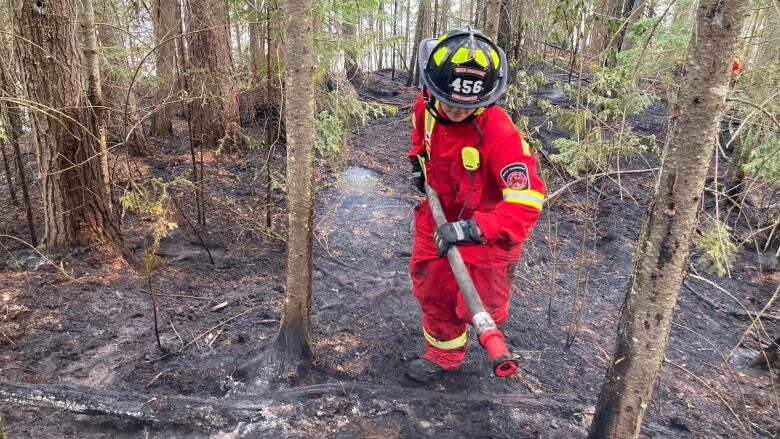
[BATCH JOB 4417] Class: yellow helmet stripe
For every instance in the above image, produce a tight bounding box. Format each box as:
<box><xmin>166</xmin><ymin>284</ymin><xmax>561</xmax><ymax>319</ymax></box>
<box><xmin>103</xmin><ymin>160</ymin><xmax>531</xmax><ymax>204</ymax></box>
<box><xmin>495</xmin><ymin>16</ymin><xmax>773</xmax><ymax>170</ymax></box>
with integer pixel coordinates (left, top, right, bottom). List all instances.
<box><xmin>433</xmin><ymin>47</ymin><xmax>448</xmax><ymax>66</ymax></box>
<box><xmin>474</xmin><ymin>49</ymin><xmax>489</xmax><ymax>67</ymax></box>
<box><xmin>490</xmin><ymin>49</ymin><xmax>500</xmax><ymax>68</ymax></box>
<box><xmin>450</xmin><ymin>47</ymin><xmax>470</xmax><ymax>64</ymax></box>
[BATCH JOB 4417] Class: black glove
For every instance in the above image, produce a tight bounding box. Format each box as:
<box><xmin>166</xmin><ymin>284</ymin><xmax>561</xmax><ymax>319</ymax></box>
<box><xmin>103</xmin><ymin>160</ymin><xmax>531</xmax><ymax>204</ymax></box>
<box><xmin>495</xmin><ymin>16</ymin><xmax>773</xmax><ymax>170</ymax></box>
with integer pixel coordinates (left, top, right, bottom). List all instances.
<box><xmin>410</xmin><ymin>155</ymin><xmax>427</xmax><ymax>194</ymax></box>
<box><xmin>434</xmin><ymin>218</ymin><xmax>483</xmax><ymax>257</ymax></box>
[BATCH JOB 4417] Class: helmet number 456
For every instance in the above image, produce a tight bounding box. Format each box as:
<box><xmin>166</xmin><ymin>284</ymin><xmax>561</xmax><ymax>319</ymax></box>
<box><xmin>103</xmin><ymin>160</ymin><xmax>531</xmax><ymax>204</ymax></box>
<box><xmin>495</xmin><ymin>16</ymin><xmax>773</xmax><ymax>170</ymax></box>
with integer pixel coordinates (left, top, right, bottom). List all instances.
<box><xmin>451</xmin><ymin>78</ymin><xmax>483</xmax><ymax>94</ymax></box>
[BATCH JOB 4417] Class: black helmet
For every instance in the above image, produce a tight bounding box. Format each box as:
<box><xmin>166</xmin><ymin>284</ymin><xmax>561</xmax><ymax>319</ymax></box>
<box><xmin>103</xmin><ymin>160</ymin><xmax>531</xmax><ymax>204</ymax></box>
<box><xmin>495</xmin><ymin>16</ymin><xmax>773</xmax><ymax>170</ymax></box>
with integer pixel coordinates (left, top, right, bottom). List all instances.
<box><xmin>418</xmin><ymin>27</ymin><xmax>507</xmax><ymax>109</ymax></box>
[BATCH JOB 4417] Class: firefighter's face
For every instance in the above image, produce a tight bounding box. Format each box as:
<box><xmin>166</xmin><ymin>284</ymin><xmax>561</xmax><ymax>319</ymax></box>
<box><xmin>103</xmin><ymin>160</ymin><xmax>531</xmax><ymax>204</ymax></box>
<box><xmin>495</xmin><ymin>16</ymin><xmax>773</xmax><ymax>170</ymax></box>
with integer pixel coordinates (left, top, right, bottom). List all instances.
<box><xmin>440</xmin><ymin>102</ymin><xmax>476</xmax><ymax>122</ymax></box>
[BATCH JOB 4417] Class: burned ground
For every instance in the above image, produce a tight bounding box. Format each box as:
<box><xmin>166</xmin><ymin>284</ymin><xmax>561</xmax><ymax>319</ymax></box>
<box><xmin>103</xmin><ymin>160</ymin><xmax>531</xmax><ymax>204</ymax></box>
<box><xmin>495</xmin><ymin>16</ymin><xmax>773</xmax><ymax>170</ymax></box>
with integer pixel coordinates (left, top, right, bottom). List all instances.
<box><xmin>1</xmin><ymin>68</ymin><xmax>778</xmax><ymax>438</ymax></box>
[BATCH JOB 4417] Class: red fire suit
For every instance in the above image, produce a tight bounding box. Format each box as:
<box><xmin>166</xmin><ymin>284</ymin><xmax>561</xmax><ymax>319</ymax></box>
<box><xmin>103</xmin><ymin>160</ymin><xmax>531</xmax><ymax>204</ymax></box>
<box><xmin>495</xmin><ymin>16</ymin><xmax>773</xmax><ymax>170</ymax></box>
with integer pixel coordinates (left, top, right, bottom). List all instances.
<box><xmin>408</xmin><ymin>91</ymin><xmax>544</xmax><ymax>370</ymax></box>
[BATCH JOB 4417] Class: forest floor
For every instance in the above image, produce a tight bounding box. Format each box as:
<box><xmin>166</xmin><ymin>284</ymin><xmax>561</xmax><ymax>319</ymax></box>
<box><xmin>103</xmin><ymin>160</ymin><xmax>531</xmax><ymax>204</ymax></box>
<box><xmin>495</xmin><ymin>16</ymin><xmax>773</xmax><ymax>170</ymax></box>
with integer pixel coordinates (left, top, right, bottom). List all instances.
<box><xmin>1</xmin><ymin>67</ymin><xmax>779</xmax><ymax>438</ymax></box>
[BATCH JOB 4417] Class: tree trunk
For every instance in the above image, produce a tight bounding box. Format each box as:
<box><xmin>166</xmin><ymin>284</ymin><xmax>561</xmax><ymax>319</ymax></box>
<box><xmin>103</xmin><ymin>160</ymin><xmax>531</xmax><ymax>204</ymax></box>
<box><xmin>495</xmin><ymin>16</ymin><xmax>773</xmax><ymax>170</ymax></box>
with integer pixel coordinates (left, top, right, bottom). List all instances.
<box><xmin>406</xmin><ymin>0</ymin><xmax>431</xmax><ymax>87</ymax></box>
<box><xmin>483</xmin><ymin>0</ymin><xmax>500</xmax><ymax>42</ymax></box>
<box><xmin>588</xmin><ymin>0</ymin><xmax>749</xmax><ymax>437</ymax></box>
<box><xmin>185</xmin><ymin>0</ymin><xmax>241</xmax><ymax>151</ymax></box>
<box><xmin>0</xmin><ymin>56</ymin><xmax>38</xmax><ymax>246</ymax></box>
<box><xmin>433</xmin><ymin>0</ymin><xmax>439</xmax><ymax>35</ymax></box>
<box><xmin>151</xmin><ymin>0</ymin><xmax>179</xmax><ymax>138</ymax></box>
<box><xmin>403</xmin><ymin>0</ymin><xmax>412</xmax><ymax>71</ymax></box>
<box><xmin>392</xmin><ymin>0</ymin><xmax>398</xmax><ymax>80</ymax></box>
<box><xmin>343</xmin><ymin>20</ymin><xmax>359</xmax><ymax>79</ymax></box>
<box><xmin>79</xmin><ymin>0</ymin><xmax>112</xmax><ymax>206</ymax></box>
<box><xmin>175</xmin><ymin>0</ymin><xmax>189</xmax><ymax>94</ymax></box>
<box><xmin>440</xmin><ymin>0</ymin><xmax>450</xmax><ymax>32</ymax></box>
<box><xmin>13</xmin><ymin>0</ymin><xmax>121</xmax><ymax>253</ymax></box>
<box><xmin>497</xmin><ymin>0</ymin><xmax>512</xmax><ymax>50</ymax></box>
<box><xmin>248</xmin><ymin>0</ymin><xmax>262</xmax><ymax>82</ymax></box>
<box><xmin>0</xmin><ymin>133</ymin><xmax>18</xmax><ymax>207</ymax></box>
<box><xmin>95</xmin><ymin>2</ymin><xmax>152</xmax><ymax>155</ymax></box>
<box><xmin>275</xmin><ymin>0</ymin><xmax>317</xmax><ymax>367</ymax></box>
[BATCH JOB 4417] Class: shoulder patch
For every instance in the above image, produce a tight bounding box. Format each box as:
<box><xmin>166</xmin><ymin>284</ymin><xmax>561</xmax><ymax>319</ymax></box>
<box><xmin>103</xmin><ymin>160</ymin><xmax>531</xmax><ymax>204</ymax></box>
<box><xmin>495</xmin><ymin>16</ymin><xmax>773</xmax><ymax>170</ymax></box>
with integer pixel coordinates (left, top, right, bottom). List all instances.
<box><xmin>500</xmin><ymin>162</ymin><xmax>529</xmax><ymax>190</ymax></box>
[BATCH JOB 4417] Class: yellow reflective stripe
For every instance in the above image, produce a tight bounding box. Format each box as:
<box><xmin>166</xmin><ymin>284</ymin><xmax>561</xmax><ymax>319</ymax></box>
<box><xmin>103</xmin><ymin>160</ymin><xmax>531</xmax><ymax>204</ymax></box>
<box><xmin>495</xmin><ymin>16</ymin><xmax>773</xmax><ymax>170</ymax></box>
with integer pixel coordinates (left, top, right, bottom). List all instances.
<box><xmin>423</xmin><ymin>328</ymin><xmax>467</xmax><ymax>350</ymax></box>
<box><xmin>451</xmin><ymin>47</ymin><xmax>470</xmax><ymax>64</ymax></box>
<box><xmin>490</xmin><ymin>49</ymin><xmax>500</xmax><ymax>68</ymax></box>
<box><xmin>424</xmin><ymin>102</ymin><xmax>439</xmax><ymax>143</ymax></box>
<box><xmin>521</xmin><ymin>137</ymin><xmax>530</xmax><ymax>156</ymax></box>
<box><xmin>474</xmin><ymin>49</ymin><xmax>488</xmax><ymax>67</ymax></box>
<box><xmin>433</xmin><ymin>47</ymin><xmax>448</xmax><ymax>66</ymax></box>
<box><xmin>474</xmin><ymin>108</ymin><xmax>485</xmax><ymax>117</ymax></box>
<box><xmin>503</xmin><ymin>189</ymin><xmax>544</xmax><ymax>211</ymax></box>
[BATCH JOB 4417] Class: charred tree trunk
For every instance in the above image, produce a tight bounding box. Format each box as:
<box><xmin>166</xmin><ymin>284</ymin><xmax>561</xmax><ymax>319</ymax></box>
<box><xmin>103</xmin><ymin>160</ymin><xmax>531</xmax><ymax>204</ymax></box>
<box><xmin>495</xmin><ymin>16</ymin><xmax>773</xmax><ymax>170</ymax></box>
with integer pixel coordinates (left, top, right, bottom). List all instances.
<box><xmin>483</xmin><ymin>0</ymin><xmax>501</xmax><ymax>42</ymax></box>
<box><xmin>588</xmin><ymin>0</ymin><xmax>749</xmax><ymax>437</ymax></box>
<box><xmin>13</xmin><ymin>0</ymin><xmax>121</xmax><ymax>253</ymax></box>
<box><xmin>237</xmin><ymin>0</ymin><xmax>315</xmax><ymax>377</ymax></box>
<box><xmin>185</xmin><ymin>0</ymin><xmax>241</xmax><ymax>151</ymax></box>
<box><xmin>275</xmin><ymin>0</ymin><xmax>316</xmax><ymax>368</ymax></box>
<box><xmin>151</xmin><ymin>0</ymin><xmax>179</xmax><ymax>138</ymax></box>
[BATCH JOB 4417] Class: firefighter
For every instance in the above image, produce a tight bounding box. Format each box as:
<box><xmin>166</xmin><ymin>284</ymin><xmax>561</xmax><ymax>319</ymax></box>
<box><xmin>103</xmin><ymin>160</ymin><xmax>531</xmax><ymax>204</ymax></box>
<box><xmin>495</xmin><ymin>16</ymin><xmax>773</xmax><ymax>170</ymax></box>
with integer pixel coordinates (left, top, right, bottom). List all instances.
<box><xmin>405</xmin><ymin>27</ymin><xmax>545</xmax><ymax>382</ymax></box>
<box><xmin>730</xmin><ymin>55</ymin><xmax>744</xmax><ymax>88</ymax></box>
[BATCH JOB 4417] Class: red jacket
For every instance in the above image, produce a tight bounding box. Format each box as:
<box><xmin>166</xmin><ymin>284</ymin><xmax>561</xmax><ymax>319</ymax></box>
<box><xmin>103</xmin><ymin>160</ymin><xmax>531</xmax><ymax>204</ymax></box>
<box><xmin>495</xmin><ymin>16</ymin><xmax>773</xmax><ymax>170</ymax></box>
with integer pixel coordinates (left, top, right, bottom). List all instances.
<box><xmin>409</xmin><ymin>91</ymin><xmax>544</xmax><ymax>266</ymax></box>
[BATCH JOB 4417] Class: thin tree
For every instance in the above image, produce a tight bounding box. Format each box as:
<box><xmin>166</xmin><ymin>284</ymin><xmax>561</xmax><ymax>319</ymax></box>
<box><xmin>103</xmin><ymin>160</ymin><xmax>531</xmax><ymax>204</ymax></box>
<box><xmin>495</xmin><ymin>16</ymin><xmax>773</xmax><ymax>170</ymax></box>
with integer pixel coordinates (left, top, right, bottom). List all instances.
<box><xmin>0</xmin><ymin>56</ymin><xmax>37</xmax><ymax>246</ymax></box>
<box><xmin>0</xmin><ymin>131</ymin><xmax>17</xmax><ymax>206</ymax></box>
<box><xmin>272</xmin><ymin>0</ymin><xmax>317</xmax><ymax>368</ymax></box>
<box><xmin>151</xmin><ymin>0</ymin><xmax>179</xmax><ymax>138</ymax></box>
<box><xmin>248</xmin><ymin>0</ymin><xmax>263</xmax><ymax>82</ymax></box>
<box><xmin>13</xmin><ymin>0</ymin><xmax>121</xmax><ymax>253</ymax></box>
<box><xmin>80</xmin><ymin>0</ymin><xmax>112</xmax><ymax>206</ymax></box>
<box><xmin>95</xmin><ymin>2</ymin><xmax>152</xmax><ymax>156</ymax></box>
<box><xmin>403</xmin><ymin>0</ymin><xmax>412</xmax><ymax>71</ymax></box>
<box><xmin>391</xmin><ymin>0</ymin><xmax>398</xmax><ymax>81</ymax></box>
<box><xmin>238</xmin><ymin>0</ymin><xmax>316</xmax><ymax>376</ymax></box>
<box><xmin>343</xmin><ymin>18</ymin><xmax>359</xmax><ymax>79</ymax></box>
<box><xmin>588</xmin><ymin>0</ymin><xmax>750</xmax><ymax>437</ymax></box>
<box><xmin>406</xmin><ymin>0</ymin><xmax>431</xmax><ymax>87</ymax></box>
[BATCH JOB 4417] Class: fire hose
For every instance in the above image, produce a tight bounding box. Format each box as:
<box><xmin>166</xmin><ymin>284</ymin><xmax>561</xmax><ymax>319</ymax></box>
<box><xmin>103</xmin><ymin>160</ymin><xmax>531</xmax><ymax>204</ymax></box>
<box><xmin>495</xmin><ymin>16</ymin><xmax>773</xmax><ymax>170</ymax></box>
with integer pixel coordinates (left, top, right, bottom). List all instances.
<box><xmin>424</xmin><ymin>182</ymin><xmax>518</xmax><ymax>377</ymax></box>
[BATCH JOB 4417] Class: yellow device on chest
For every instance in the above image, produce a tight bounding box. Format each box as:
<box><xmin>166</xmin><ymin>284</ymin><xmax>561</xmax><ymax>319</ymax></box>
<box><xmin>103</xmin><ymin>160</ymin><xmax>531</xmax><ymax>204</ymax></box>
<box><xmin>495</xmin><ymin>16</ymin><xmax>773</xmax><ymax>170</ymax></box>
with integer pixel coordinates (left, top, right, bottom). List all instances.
<box><xmin>461</xmin><ymin>146</ymin><xmax>480</xmax><ymax>171</ymax></box>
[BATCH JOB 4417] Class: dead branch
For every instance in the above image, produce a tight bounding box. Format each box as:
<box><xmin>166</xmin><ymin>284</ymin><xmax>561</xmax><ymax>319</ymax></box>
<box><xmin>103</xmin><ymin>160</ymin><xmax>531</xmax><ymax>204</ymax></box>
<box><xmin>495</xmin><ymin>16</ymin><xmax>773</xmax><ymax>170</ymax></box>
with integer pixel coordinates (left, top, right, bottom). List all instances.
<box><xmin>683</xmin><ymin>281</ymin><xmax>780</xmax><ymax>322</ymax></box>
<box><xmin>545</xmin><ymin>168</ymin><xmax>659</xmax><ymax>205</ymax></box>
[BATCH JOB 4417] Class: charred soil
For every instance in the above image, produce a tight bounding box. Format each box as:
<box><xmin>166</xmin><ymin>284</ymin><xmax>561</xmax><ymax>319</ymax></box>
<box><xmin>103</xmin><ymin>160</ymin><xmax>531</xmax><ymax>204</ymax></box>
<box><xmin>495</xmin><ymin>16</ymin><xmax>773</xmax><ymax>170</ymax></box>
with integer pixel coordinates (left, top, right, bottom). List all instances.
<box><xmin>1</xmin><ymin>68</ymin><xmax>779</xmax><ymax>438</ymax></box>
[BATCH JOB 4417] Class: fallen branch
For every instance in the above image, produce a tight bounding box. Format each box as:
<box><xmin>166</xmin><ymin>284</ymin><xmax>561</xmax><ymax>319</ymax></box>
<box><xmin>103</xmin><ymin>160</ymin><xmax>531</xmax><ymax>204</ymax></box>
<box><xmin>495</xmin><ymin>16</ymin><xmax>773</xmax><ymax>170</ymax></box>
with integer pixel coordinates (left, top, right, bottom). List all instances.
<box><xmin>0</xmin><ymin>381</ymin><xmax>576</xmax><ymax>428</ymax></box>
<box><xmin>683</xmin><ymin>281</ymin><xmax>780</xmax><ymax>322</ymax></box>
<box><xmin>545</xmin><ymin>168</ymin><xmax>659</xmax><ymax>206</ymax></box>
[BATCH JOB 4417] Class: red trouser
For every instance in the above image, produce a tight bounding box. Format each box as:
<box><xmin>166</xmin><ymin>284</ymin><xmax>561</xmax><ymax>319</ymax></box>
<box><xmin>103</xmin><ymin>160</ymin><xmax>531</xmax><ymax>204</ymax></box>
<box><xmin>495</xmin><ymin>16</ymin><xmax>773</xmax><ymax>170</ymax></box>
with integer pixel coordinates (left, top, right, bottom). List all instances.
<box><xmin>410</xmin><ymin>256</ymin><xmax>515</xmax><ymax>370</ymax></box>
